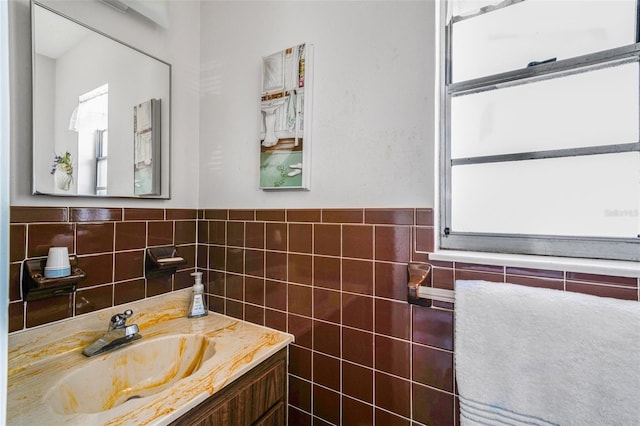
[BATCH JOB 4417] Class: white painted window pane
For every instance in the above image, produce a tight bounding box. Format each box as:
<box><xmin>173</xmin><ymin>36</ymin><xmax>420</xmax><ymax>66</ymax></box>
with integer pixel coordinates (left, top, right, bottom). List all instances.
<box><xmin>96</xmin><ymin>159</ymin><xmax>107</xmax><ymax>187</ymax></box>
<box><xmin>451</xmin><ymin>153</ymin><xmax>640</xmax><ymax>238</ymax></box>
<box><xmin>451</xmin><ymin>62</ymin><xmax>639</xmax><ymax>159</ymax></box>
<box><xmin>452</xmin><ymin>0</ymin><xmax>636</xmax><ymax>83</ymax></box>
<box><xmin>450</xmin><ymin>0</ymin><xmax>503</xmax><ymax>19</ymax></box>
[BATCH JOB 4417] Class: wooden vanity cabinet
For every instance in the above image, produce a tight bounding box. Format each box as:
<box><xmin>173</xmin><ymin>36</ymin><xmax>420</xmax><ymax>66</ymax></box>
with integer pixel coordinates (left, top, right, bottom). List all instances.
<box><xmin>169</xmin><ymin>348</ymin><xmax>287</xmax><ymax>426</ymax></box>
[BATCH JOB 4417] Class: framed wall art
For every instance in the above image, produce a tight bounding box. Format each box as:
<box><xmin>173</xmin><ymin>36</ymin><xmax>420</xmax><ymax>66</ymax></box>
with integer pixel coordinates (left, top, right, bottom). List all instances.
<box><xmin>133</xmin><ymin>98</ymin><xmax>161</xmax><ymax>196</ymax></box>
<box><xmin>259</xmin><ymin>43</ymin><xmax>313</xmax><ymax>190</ymax></box>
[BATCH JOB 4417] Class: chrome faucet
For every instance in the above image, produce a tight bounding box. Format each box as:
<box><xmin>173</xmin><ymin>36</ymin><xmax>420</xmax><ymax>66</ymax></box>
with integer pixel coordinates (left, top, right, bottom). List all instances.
<box><xmin>82</xmin><ymin>309</ymin><xmax>142</xmax><ymax>357</ymax></box>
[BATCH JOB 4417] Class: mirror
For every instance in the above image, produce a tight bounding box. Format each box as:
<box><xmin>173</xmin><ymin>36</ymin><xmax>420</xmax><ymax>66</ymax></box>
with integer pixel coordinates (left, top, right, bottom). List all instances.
<box><xmin>32</xmin><ymin>2</ymin><xmax>171</xmax><ymax>198</ymax></box>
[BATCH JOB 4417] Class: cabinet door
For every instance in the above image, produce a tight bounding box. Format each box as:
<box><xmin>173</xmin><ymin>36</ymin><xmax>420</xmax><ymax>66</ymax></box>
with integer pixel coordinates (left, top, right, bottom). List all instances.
<box><xmin>171</xmin><ymin>392</ymin><xmax>242</xmax><ymax>426</ymax></box>
<box><xmin>243</xmin><ymin>359</ymin><xmax>286</xmax><ymax>424</ymax></box>
<box><xmin>253</xmin><ymin>401</ymin><xmax>285</xmax><ymax>426</ymax></box>
<box><xmin>169</xmin><ymin>348</ymin><xmax>287</xmax><ymax>426</ymax></box>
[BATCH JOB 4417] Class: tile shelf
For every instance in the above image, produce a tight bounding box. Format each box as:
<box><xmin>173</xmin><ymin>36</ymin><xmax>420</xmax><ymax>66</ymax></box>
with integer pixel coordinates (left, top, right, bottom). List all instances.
<box><xmin>145</xmin><ymin>246</ymin><xmax>186</xmax><ymax>278</ymax></box>
<box><xmin>22</xmin><ymin>256</ymin><xmax>87</xmax><ymax>301</ymax></box>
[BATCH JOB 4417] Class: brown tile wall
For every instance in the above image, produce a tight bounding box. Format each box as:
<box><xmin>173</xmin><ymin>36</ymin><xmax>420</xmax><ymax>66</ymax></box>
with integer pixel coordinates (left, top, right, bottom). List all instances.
<box><xmin>8</xmin><ymin>206</ymin><xmax>639</xmax><ymax>425</ymax></box>
<box><xmin>9</xmin><ymin>206</ymin><xmax>198</xmax><ymax>332</ymax></box>
<box><xmin>199</xmin><ymin>208</ymin><xmax>449</xmax><ymax>425</ymax></box>
<box><xmin>198</xmin><ymin>207</ymin><xmax>639</xmax><ymax>426</ymax></box>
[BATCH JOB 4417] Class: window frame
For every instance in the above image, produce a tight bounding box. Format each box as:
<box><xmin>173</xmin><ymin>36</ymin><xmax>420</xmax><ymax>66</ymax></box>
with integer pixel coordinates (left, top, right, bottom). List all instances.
<box><xmin>439</xmin><ymin>1</ymin><xmax>640</xmax><ymax>262</ymax></box>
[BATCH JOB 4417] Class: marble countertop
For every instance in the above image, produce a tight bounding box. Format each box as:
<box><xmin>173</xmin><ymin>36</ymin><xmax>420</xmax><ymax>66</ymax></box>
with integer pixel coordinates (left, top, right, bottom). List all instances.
<box><xmin>7</xmin><ymin>289</ymin><xmax>294</xmax><ymax>425</ymax></box>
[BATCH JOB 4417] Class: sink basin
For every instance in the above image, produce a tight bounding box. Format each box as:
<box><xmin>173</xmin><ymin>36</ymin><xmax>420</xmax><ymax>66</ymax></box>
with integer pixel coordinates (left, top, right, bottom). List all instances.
<box><xmin>45</xmin><ymin>334</ymin><xmax>216</xmax><ymax>414</ymax></box>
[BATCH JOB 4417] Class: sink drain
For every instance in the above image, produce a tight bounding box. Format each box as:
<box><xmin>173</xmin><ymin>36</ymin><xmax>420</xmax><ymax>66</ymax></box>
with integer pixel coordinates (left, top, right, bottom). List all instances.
<box><xmin>125</xmin><ymin>395</ymin><xmax>142</xmax><ymax>402</ymax></box>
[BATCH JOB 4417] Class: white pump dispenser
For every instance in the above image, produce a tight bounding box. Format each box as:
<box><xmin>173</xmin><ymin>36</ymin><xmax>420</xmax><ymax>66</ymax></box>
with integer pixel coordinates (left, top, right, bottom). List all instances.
<box><xmin>188</xmin><ymin>271</ymin><xmax>208</xmax><ymax>318</ymax></box>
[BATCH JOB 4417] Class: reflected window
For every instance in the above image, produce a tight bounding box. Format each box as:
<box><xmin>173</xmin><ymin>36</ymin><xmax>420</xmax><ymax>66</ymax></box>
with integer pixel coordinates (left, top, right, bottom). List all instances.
<box><xmin>95</xmin><ymin>129</ymin><xmax>108</xmax><ymax>196</ymax></box>
<box><xmin>70</xmin><ymin>84</ymin><xmax>108</xmax><ymax>195</ymax></box>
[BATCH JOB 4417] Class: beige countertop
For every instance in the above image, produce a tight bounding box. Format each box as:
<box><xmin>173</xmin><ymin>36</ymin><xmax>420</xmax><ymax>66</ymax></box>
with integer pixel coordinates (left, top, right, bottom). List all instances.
<box><xmin>7</xmin><ymin>289</ymin><xmax>294</xmax><ymax>425</ymax></box>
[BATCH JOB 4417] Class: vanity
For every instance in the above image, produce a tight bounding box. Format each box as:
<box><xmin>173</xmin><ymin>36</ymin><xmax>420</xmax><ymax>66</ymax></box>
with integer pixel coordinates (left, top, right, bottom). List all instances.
<box><xmin>7</xmin><ymin>290</ymin><xmax>294</xmax><ymax>425</ymax></box>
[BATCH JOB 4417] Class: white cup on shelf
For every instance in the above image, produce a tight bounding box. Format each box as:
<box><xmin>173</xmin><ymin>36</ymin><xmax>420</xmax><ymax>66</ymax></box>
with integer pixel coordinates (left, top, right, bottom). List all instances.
<box><xmin>44</xmin><ymin>247</ymin><xmax>71</xmax><ymax>278</ymax></box>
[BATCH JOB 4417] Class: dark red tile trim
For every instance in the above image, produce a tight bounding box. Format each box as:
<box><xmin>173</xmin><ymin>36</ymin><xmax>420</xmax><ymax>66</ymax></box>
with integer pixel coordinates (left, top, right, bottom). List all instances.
<box><xmin>287</xmin><ymin>209</ymin><xmax>322</xmax><ymax>222</ymax></box>
<box><xmin>416</xmin><ymin>208</ymin><xmax>434</xmax><ymax>226</ymax></box>
<box><xmin>505</xmin><ymin>266</ymin><xmax>564</xmax><ymax>280</ymax></box>
<box><xmin>322</xmin><ymin>209</ymin><xmax>364</xmax><ymax>223</ymax></box>
<box><xmin>256</xmin><ymin>209</ymin><xmax>286</xmax><ymax>222</ymax></box>
<box><xmin>70</xmin><ymin>208</ymin><xmax>122</xmax><ymax>222</ymax></box>
<box><xmin>11</xmin><ymin>206</ymin><xmax>68</xmax><ymax>223</ymax></box>
<box><xmin>204</xmin><ymin>209</ymin><xmax>228</xmax><ymax>220</ymax></box>
<box><xmin>566</xmin><ymin>272</ymin><xmax>638</xmax><ymax>287</ymax></box>
<box><xmin>229</xmin><ymin>209</ymin><xmax>255</xmax><ymax>221</ymax></box>
<box><xmin>455</xmin><ymin>262</ymin><xmax>505</xmax><ymax>274</ymax></box>
<box><xmin>123</xmin><ymin>208</ymin><xmax>164</xmax><ymax>221</ymax></box>
<box><xmin>166</xmin><ymin>209</ymin><xmax>198</xmax><ymax>220</ymax></box>
<box><xmin>365</xmin><ymin>208</ymin><xmax>414</xmax><ymax>225</ymax></box>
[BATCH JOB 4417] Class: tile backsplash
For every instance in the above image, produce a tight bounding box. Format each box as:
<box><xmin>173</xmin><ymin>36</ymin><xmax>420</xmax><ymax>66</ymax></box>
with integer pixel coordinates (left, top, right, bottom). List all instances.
<box><xmin>9</xmin><ymin>207</ymin><xmax>197</xmax><ymax>331</ymax></box>
<box><xmin>198</xmin><ymin>207</ymin><xmax>639</xmax><ymax>425</ymax></box>
<box><xmin>9</xmin><ymin>206</ymin><xmax>639</xmax><ymax>425</ymax></box>
<box><xmin>199</xmin><ymin>207</ymin><xmax>449</xmax><ymax>425</ymax></box>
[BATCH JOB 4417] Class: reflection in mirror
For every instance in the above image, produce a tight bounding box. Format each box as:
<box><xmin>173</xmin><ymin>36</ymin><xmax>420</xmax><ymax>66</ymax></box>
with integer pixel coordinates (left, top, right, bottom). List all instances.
<box><xmin>32</xmin><ymin>2</ymin><xmax>171</xmax><ymax>198</ymax></box>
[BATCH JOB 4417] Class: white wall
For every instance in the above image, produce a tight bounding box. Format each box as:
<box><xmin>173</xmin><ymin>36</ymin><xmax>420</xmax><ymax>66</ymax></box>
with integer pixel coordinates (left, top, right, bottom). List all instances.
<box><xmin>11</xmin><ymin>0</ymin><xmax>435</xmax><ymax>209</ymax></box>
<box><xmin>10</xmin><ymin>0</ymin><xmax>200</xmax><ymax>207</ymax></box>
<box><xmin>198</xmin><ymin>1</ymin><xmax>435</xmax><ymax>209</ymax></box>
<box><xmin>33</xmin><ymin>54</ymin><xmax>55</xmax><ymax>192</ymax></box>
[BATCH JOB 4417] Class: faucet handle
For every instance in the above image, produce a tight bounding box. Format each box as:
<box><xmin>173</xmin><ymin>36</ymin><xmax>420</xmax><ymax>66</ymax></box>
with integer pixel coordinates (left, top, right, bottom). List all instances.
<box><xmin>109</xmin><ymin>309</ymin><xmax>134</xmax><ymax>330</ymax></box>
<box><xmin>124</xmin><ymin>323</ymin><xmax>140</xmax><ymax>338</ymax></box>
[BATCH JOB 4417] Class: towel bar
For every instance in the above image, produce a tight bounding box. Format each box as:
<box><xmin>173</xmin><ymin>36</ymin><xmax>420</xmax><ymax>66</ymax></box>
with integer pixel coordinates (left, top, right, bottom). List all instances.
<box><xmin>416</xmin><ymin>286</ymin><xmax>455</xmax><ymax>304</ymax></box>
<box><xmin>407</xmin><ymin>262</ymin><xmax>455</xmax><ymax>306</ymax></box>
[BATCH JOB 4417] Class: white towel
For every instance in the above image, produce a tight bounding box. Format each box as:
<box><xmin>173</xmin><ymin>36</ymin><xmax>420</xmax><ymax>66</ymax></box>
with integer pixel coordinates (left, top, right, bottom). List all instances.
<box><xmin>455</xmin><ymin>280</ymin><xmax>640</xmax><ymax>426</ymax></box>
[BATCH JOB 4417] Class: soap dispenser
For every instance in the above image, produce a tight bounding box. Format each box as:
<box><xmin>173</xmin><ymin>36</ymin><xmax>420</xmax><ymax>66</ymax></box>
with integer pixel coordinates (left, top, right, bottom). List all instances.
<box><xmin>188</xmin><ymin>271</ymin><xmax>208</xmax><ymax>318</ymax></box>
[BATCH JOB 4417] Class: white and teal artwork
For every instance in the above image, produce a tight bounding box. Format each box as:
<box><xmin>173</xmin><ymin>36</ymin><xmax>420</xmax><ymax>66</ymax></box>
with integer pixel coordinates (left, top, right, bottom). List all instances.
<box><xmin>260</xmin><ymin>43</ymin><xmax>313</xmax><ymax>190</ymax></box>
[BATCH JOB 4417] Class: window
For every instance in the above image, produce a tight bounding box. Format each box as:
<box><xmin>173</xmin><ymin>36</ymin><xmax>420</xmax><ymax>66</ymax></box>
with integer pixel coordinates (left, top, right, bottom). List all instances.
<box><xmin>440</xmin><ymin>0</ymin><xmax>640</xmax><ymax>261</ymax></box>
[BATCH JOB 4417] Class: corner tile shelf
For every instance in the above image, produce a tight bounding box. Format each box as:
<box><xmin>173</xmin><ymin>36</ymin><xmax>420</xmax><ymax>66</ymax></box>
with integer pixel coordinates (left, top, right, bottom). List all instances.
<box><xmin>22</xmin><ymin>256</ymin><xmax>87</xmax><ymax>301</ymax></box>
<box><xmin>146</xmin><ymin>246</ymin><xmax>187</xmax><ymax>278</ymax></box>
